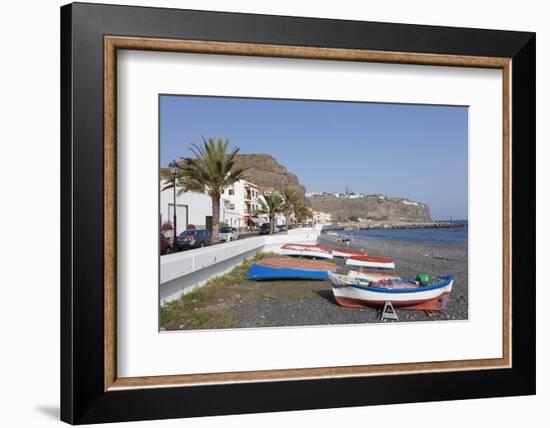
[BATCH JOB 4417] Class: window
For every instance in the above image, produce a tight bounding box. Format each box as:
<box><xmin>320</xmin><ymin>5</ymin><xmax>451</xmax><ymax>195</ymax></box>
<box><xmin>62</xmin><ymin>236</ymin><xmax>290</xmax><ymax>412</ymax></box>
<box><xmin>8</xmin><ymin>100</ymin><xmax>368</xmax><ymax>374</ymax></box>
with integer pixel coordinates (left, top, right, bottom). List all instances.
<box><xmin>228</xmin><ymin>189</ymin><xmax>234</xmax><ymax>195</ymax></box>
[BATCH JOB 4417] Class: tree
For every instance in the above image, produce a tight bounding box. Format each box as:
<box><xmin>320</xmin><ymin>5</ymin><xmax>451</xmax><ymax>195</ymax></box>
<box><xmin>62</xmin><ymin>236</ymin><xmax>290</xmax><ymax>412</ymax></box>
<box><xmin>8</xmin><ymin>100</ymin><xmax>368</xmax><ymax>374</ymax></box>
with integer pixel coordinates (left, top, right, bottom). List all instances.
<box><xmin>295</xmin><ymin>205</ymin><xmax>313</xmax><ymax>225</ymax></box>
<box><xmin>280</xmin><ymin>186</ymin><xmax>301</xmax><ymax>229</ymax></box>
<box><xmin>255</xmin><ymin>192</ymin><xmax>285</xmax><ymax>234</ymax></box>
<box><xmin>179</xmin><ymin>137</ymin><xmax>247</xmax><ymax>243</ymax></box>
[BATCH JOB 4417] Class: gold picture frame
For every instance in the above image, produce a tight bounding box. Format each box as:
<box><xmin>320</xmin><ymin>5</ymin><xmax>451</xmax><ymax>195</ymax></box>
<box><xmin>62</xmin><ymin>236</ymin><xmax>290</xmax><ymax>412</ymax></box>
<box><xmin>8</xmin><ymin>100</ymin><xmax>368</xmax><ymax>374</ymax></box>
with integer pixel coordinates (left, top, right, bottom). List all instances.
<box><xmin>103</xmin><ymin>36</ymin><xmax>512</xmax><ymax>391</ymax></box>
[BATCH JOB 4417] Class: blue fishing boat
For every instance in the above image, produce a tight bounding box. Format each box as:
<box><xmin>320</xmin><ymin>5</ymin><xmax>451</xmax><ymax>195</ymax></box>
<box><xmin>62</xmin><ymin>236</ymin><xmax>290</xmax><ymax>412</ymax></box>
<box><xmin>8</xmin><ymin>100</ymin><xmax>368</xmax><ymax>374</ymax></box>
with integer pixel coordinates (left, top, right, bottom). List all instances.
<box><xmin>247</xmin><ymin>258</ymin><xmax>336</xmax><ymax>281</ymax></box>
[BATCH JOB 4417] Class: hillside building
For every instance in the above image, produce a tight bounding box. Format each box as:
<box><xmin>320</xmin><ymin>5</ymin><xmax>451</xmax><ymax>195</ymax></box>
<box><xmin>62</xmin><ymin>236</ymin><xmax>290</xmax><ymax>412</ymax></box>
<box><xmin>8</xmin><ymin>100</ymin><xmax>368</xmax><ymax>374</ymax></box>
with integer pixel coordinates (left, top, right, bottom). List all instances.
<box><xmin>312</xmin><ymin>211</ymin><xmax>332</xmax><ymax>225</ymax></box>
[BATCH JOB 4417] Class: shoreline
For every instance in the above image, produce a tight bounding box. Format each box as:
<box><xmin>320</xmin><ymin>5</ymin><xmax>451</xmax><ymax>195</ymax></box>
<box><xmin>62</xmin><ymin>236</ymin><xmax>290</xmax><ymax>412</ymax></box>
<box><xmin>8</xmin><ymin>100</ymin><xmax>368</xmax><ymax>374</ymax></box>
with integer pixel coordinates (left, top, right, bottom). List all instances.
<box><xmin>323</xmin><ymin>221</ymin><xmax>465</xmax><ymax>232</ymax></box>
<box><xmin>325</xmin><ymin>232</ymin><xmax>468</xmax><ymax>246</ymax></box>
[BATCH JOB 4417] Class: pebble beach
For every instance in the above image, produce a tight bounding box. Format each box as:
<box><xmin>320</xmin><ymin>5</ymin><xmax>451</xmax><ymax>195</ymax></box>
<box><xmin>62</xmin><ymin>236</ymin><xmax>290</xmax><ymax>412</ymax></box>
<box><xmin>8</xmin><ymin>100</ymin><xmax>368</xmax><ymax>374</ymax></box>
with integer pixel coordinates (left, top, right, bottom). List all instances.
<box><xmin>235</xmin><ymin>235</ymin><xmax>468</xmax><ymax>327</ymax></box>
<box><xmin>162</xmin><ymin>231</ymin><xmax>468</xmax><ymax>330</ymax></box>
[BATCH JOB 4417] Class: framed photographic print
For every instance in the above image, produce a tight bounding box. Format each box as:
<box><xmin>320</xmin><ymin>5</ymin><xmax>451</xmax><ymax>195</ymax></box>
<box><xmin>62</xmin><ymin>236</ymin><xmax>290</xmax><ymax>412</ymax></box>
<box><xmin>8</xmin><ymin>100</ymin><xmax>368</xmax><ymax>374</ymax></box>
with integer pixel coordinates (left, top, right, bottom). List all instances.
<box><xmin>61</xmin><ymin>2</ymin><xmax>536</xmax><ymax>424</ymax></box>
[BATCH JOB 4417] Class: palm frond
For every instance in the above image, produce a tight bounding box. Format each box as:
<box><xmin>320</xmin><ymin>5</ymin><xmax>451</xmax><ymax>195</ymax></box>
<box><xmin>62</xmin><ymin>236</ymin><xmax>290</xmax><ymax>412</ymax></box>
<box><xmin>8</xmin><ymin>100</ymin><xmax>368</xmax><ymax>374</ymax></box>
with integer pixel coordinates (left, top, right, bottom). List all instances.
<box><xmin>176</xmin><ymin>137</ymin><xmax>248</xmax><ymax>199</ymax></box>
<box><xmin>161</xmin><ymin>181</ymin><xmax>174</xmax><ymax>192</ymax></box>
<box><xmin>257</xmin><ymin>192</ymin><xmax>285</xmax><ymax>215</ymax></box>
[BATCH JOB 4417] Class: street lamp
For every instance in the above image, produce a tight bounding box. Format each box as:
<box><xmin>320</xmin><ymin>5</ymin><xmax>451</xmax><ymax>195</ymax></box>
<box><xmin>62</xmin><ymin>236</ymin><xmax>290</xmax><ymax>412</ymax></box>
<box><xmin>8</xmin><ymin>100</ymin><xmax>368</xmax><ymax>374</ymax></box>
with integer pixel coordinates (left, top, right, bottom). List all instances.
<box><xmin>168</xmin><ymin>160</ymin><xmax>179</xmax><ymax>248</ymax></box>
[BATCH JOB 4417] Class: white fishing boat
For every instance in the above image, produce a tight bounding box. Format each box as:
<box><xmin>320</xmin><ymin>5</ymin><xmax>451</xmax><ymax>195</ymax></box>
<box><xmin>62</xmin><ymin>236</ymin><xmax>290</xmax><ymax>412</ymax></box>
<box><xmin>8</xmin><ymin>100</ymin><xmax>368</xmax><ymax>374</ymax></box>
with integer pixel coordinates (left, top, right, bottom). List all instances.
<box><xmin>278</xmin><ymin>243</ymin><xmax>334</xmax><ymax>259</ymax></box>
<box><xmin>345</xmin><ymin>254</ymin><xmax>395</xmax><ymax>269</ymax></box>
<box><xmin>328</xmin><ymin>272</ymin><xmax>454</xmax><ymax>310</ymax></box>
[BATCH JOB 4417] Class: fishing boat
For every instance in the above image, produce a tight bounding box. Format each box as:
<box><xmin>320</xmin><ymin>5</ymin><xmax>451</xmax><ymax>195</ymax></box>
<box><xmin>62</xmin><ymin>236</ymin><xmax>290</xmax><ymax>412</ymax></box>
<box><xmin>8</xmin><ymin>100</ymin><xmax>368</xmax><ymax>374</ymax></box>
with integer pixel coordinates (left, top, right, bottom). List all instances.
<box><xmin>328</xmin><ymin>272</ymin><xmax>453</xmax><ymax>310</ymax></box>
<box><xmin>347</xmin><ymin>269</ymin><xmax>401</xmax><ymax>281</ymax></box>
<box><xmin>332</xmin><ymin>247</ymin><xmax>368</xmax><ymax>258</ymax></box>
<box><xmin>278</xmin><ymin>243</ymin><xmax>334</xmax><ymax>259</ymax></box>
<box><xmin>248</xmin><ymin>258</ymin><xmax>336</xmax><ymax>281</ymax></box>
<box><xmin>345</xmin><ymin>254</ymin><xmax>395</xmax><ymax>269</ymax></box>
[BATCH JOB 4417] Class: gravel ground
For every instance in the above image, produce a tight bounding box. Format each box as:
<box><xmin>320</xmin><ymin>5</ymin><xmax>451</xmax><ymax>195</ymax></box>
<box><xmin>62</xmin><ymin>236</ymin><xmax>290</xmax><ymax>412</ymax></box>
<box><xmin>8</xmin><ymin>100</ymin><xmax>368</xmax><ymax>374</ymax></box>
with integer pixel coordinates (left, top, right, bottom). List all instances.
<box><xmin>233</xmin><ymin>235</ymin><xmax>468</xmax><ymax>327</ymax></box>
<box><xmin>162</xmin><ymin>234</ymin><xmax>468</xmax><ymax>330</ymax></box>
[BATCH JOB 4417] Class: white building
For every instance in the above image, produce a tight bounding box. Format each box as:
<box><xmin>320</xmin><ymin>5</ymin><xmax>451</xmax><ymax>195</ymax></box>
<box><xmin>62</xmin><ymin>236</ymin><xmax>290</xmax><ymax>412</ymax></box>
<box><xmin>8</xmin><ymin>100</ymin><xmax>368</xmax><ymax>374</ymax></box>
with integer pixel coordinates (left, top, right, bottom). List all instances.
<box><xmin>221</xmin><ymin>180</ymin><xmax>261</xmax><ymax>228</ymax></box>
<box><xmin>160</xmin><ymin>187</ymin><xmax>210</xmax><ymax>235</ymax></box>
<box><xmin>312</xmin><ymin>211</ymin><xmax>332</xmax><ymax>225</ymax></box>
<box><xmin>160</xmin><ymin>179</ymin><xmax>262</xmax><ymax>235</ymax></box>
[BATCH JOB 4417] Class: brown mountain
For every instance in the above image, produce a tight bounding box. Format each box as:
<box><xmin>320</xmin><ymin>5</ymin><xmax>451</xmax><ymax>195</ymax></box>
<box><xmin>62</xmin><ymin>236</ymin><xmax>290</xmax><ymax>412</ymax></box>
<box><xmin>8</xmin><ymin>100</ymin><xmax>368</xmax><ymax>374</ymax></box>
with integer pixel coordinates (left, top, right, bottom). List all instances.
<box><xmin>308</xmin><ymin>194</ymin><xmax>432</xmax><ymax>222</ymax></box>
<box><xmin>234</xmin><ymin>154</ymin><xmax>307</xmax><ymax>199</ymax></box>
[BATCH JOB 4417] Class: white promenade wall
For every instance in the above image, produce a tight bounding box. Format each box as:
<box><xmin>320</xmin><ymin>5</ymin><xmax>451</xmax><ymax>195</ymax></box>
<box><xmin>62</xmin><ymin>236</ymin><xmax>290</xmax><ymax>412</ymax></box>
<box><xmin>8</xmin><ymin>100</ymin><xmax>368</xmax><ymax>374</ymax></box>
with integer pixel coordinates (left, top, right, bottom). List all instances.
<box><xmin>160</xmin><ymin>227</ymin><xmax>321</xmax><ymax>303</ymax></box>
<box><xmin>262</xmin><ymin>227</ymin><xmax>321</xmax><ymax>252</ymax></box>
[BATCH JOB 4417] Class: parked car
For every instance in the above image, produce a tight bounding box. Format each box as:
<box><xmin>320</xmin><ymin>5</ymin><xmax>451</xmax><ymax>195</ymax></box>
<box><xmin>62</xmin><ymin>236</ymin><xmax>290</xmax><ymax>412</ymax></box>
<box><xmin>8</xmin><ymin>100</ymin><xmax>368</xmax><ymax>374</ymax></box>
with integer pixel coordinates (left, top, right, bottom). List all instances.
<box><xmin>175</xmin><ymin>229</ymin><xmax>212</xmax><ymax>251</ymax></box>
<box><xmin>160</xmin><ymin>233</ymin><xmax>172</xmax><ymax>255</ymax></box>
<box><xmin>276</xmin><ymin>224</ymin><xmax>287</xmax><ymax>232</ymax></box>
<box><xmin>219</xmin><ymin>227</ymin><xmax>239</xmax><ymax>242</ymax></box>
<box><xmin>259</xmin><ymin>223</ymin><xmax>271</xmax><ymax>235</ymax></box>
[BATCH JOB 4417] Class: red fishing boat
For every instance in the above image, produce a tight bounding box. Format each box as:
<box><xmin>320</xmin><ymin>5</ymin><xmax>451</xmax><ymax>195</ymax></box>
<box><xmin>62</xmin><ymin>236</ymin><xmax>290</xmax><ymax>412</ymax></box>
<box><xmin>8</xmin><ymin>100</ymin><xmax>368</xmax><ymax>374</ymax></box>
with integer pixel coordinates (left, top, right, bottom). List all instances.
<box><xmin>332</xmin><ymin>247</ymin><xmax>368</xmax><ymax>258</ymax></box>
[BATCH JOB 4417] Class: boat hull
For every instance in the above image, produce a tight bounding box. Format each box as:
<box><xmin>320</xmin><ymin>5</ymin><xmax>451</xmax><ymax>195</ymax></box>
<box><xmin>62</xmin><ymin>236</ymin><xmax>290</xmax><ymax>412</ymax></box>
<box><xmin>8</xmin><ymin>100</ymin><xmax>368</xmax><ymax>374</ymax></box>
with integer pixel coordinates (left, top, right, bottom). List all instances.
<box><xmin>332</xmin><ymin>248</ymin><xmax>367</xmax><ymax>258</ymax></box>
<box><xmin>248</xmin><ymin>258</ymin><xmax>336</xmax><ymax>281</ymax></box>
<box><xmin>345</xmin><ymin>255</ymin><xmax>395</xmax><ymax>269</ymax></box>
<box><xmin>329</xmin><ymin>272</ymin><xmax>454</xmax><ymax>310</ymax></box>
<box><xmin>333</xmin><ymin>292</ymin><xmax>452</xmax><ymax>310</ymax></box>
<box><xmin>278</xmin><ymin>244</ymin><xmax>334</xmax><ymax>259</ymax></box>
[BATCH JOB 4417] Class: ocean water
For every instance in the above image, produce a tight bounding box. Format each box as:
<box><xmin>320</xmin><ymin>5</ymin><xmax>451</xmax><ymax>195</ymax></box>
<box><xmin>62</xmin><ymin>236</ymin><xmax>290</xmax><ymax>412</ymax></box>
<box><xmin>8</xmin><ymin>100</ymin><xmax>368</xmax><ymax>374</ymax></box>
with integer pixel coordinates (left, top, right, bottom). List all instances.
<box><xmin>336</xmin><ymin>220</ymin><xmax>468</xmax><ymax>245</ymax></box>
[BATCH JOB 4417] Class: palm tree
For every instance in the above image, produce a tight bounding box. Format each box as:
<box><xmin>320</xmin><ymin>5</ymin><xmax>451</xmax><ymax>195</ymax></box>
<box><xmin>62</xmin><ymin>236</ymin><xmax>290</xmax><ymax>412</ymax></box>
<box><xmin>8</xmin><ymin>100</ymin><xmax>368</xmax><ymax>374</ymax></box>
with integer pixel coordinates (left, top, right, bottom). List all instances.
<box><xmin>280</xmin><ymin>186</ymin><xmax>301</xmax><ymax>229</ymax></box>
<box><xmin>255</xmin><ymin>192</ymin><xmax>285</xmax><ymax>234</ymax></box>
<box><xmin>295</xmin><ymin>205</ymin><xmax>313</xmax><ymax>225</ymax></box>
<box><xmin>179</xmin><ymin>137</ymin><xmax>247</xmax><ymax>243</ymax></box>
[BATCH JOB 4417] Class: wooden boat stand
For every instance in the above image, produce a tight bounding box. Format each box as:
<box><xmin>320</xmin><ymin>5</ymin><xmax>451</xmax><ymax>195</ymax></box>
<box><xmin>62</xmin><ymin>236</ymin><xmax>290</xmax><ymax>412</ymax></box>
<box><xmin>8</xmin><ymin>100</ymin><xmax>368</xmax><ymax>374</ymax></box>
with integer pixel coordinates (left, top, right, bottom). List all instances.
<box><xmin>380</xmin><ymin>302</ymin><xmax>399</xmax><ymax>322</ymax></box>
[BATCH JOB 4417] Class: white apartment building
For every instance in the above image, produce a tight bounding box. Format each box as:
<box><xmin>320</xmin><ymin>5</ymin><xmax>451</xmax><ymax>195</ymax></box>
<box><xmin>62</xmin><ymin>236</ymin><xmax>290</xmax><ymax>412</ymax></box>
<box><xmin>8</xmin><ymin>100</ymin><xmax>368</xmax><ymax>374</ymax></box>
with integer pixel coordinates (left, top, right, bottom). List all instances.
<box><xmin>221</xmin><ymin>179</ymin><xmax>261</xmax><ymax>228</ymax></box>
<box><xmin>160</xmin><ymin>179</ymin><xmax>262</xmax><ymax>235</ymax></box>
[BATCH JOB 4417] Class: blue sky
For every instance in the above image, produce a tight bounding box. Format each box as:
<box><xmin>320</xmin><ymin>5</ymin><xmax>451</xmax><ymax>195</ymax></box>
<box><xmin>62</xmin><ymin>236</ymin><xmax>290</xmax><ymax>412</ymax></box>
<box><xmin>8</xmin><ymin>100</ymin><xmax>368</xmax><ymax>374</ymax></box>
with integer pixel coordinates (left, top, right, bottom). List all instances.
<box><xmin>160</xmin><ymin>95</ymin><xmax>468</xmax><ymax>220</ymax></box>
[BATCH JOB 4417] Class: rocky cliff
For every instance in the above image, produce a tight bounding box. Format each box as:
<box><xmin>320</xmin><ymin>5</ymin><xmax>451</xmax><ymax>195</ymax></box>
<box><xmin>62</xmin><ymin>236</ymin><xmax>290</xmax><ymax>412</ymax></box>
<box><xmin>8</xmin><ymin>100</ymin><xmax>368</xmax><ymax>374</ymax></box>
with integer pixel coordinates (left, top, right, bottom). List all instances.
<box><xmin>234</xmin><ymin>154</ymin><xmax>307</xmax><ymax>199</ymax></box>
<box><xmin>308</xmin><ymin>194</ymin><xmax>432</xmax><ymax>222</ymax></box>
